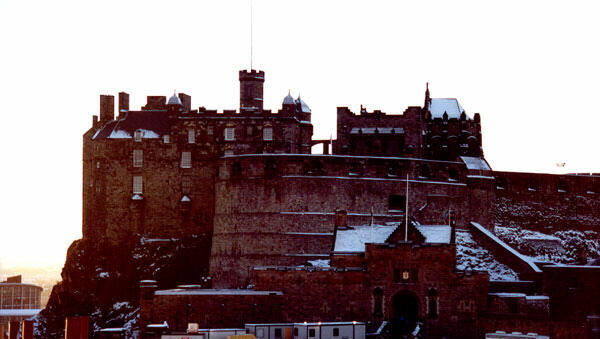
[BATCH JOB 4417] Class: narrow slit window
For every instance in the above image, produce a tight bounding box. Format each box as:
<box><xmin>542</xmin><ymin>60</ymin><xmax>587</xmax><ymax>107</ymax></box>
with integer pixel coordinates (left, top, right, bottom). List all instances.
<box><xmin>181</xmin><ymin>151</ymin><xmax>192</xmax><ymax>168</ymax></box>
<box><xmin>133</xmin><ymin>176</ymin><xmax>143</xmax><ymax>194</ymax></box>
<box><xmin>133</xmin><ymin>150</ymin><xmax>143</xmax><ymax>167</ymax></box>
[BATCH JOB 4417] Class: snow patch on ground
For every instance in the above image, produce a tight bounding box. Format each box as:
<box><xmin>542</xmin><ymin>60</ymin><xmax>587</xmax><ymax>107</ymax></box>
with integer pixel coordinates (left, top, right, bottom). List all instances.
<box><xmin>456</xmin><ymin>230</ymin><xmax>519</xmax><ymax>281</ymax></box>
<box><xmin>495</xmin><ymin>226</ymin><xmax>600</xmax><ymax>264</ymax></box>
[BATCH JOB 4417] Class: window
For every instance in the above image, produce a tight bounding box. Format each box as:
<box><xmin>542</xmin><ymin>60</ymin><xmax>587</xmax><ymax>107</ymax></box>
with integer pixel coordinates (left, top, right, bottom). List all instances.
<box><xmin>207</xmin><ymin>126</ymin><xmax>214</xmax><ymax>135</ymax></box>
<box><xmin>247</xmin><ymin>126</ymin><xmax>254</xmax><ymax>136</ymax></box>
<box><xmin>333</xmin><ymin>328</ymin><xmax>339</xmax><ymax>337</ymax></box>
<box><xmin>225</xmin><ymin>127</ymin><xmax>235</xmax><ymax>141</ymax></box>
<box><xmin>133</xmin><ymin>176</ymin><xmax>143</xmax><ymax>194</ymax></box>
<box><xmin>133</xmin><ymin>150</ymin><xmax>143</xmax><ymax>167</ymax></box>
<box><xmin>188</xmin><ymin>129</ymin><xmax>195</xmax><ymax>144</ymax></box>
<box><xmin>419</xmin><ymin>165</ymin><xmax>430</xmax><ymax>178</ymax></box>
<box><xmin>224</xmin><ymin>150</ymin><xmax>234</xmax><ymax>156</ymax></box>
<box><xmin>449</xmin><ymin>168</ymin><xmax>459</xmax><ymax>181</ymax></box>
<box><xmin>134</xmin><ymin>130</ymin><xmax>143</xmax><ymax>142</ymax></box>
<box><xmin>309</xmin><ymin>329</ymin><xmax>315</xmax><ymax>338</ymax></box>
<box><xmin>388</xmin><ymin>195</ymin><xmax>406</xmax><ymax>212</ymax></box>
<box><xmin>427</xmin><ymin>288</ymin><xmax>438</xmax><ymax>318</ymax></box>
<box><xmin>181</xmin><ymin>151</ymin><xmax>191</xmax><ymax>168</ymax></box>
<box><xmin>373</xmin><ymin>287</ymin><xmax>384</xmax><ymax>317</ymax></box>
<box><xmin>263</xmin><ymin>127</ymin><xmax>273</xmax><ymax>141</ymax></box>
<box><xmin>182</xmin><ymin>176</ymin><xmax>192</xmax><ymax>194</ymax></box>
<box><xmin>96</xmin><ymin>161</ymin><xmax>100</xmax><ymax>169</ymax></box>
<box><xmin>274</xmin><ymin>328</ymin><xmax>282</xmax><ymax>338</ymax></box>
<box><xmin>293</xmin><ymin>328</ymin><xmax>298</xmax><ymax>337</ymax></box>
<box><xmin>163</xmin><ymin>135</ymin><xmax>170</xmax><ymax>143</ymax></box>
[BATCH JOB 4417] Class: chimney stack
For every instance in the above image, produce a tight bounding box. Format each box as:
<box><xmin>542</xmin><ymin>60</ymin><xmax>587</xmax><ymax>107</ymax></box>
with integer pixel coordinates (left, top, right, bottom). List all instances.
<box><xmin>118</xmin><ymin>92</ymin><xmax>129</xmax><ymax>119</ymax></box>
<box><xmin>178</xmin><ymin>93</ymin><xmax>192</xmax><ymax>113</ymax></box>
<box><xmin>99</xmin><ymin>95</ymin><xmax>114</xmax><ymax>122</ymax></box>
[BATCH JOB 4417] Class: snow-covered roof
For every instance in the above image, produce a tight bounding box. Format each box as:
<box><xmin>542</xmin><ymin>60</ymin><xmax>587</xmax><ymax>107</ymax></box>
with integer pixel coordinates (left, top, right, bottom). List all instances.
<box><xmin>296</xmin><ymin>95</ymin><xmax>311</xmax><ymax>113</ymax></box>
<box><xmin>167</xmin><ymin>94</ymin><xmax>183</xmax><ymax>106</ymax></box>
<box><xmin>0</xmin><ymin>309</ymin><xmax>41</xmax><ymax>317</ymax></box>
<box><xmin>460</xmin><ymin>156</ymin><xmax>491</xmax><ymax>171</ymax></box>
<box><xmin>155</xmin><ymin>289</ymin><xmax>283</xmax><ymax>296</ymax></box>
<box><xmin>428</xmin><ymin>98</ymin><xmax>467</xmax><ymax>119</ymax></box>
<box><xmin>350</xmin><ymin>127</ymin><xmax>404</xmax><ymax>135</ymax></box>
<box><xmin>415</xmin><ymin>225</ymin><xmax>451</xmax><ymax>243</ymax></box>
<box><xmin>333</xmin><ymin>224</ymin><xmax>397</xmax><ymax>252</ymax></box>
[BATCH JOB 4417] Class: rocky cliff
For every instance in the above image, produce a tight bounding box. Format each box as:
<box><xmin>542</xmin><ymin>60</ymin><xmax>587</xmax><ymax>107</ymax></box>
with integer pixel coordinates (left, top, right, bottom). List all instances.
<box><xmin>36</xmin><ymin>234</ymin><xmax>211</xmax><ymax>339</ymax></box>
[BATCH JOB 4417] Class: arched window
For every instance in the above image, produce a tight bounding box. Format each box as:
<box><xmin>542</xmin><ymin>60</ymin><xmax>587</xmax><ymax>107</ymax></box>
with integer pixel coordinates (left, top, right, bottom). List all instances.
<box><xmin>373</xmin><ymin>287</ymin><xmax>383</xmax><ymax>317</ymax></box>
<box><xmin>427</xmin><ymin>288</ymin><xmax>438</xmax><ymax>319</ymax></box>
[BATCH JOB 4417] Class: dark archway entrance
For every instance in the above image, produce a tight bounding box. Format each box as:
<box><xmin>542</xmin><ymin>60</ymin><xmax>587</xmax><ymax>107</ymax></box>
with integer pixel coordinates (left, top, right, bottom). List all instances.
<box><xmin>391</xmin><ymin>290</ymin><xmax>419</xmax><ymax>336</ymax></box>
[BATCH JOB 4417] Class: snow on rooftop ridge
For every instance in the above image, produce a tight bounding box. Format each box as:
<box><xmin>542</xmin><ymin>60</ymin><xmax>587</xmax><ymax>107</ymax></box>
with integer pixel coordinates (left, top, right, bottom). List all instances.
<box><xmin>460</xmin><ymin>156</ymin><xmax>492</xmax><ymax>171</ymax></box>
<box><xmin>333</xmin><ymin>224</ymin><xmax>397</xmax><ymax>252</ymax></box>
<box><xmin>429</xmin><ymin>98</ymin><xmax>467</xmax><ymax>119</ymax></box>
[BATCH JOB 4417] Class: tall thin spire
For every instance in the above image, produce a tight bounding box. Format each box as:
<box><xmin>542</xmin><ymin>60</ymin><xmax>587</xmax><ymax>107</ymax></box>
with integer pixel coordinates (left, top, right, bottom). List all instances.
<box><xmin>250</xmin><ymin>0</ymin><xmax>254</xmax><ymax>70</ymax></box>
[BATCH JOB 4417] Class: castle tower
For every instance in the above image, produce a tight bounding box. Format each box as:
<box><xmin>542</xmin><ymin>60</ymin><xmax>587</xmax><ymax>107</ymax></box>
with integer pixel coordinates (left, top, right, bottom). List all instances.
<box><xmin>239</xmin><ymin>69</ymin><xmax>265</xmax><ymax>112</ymax></box>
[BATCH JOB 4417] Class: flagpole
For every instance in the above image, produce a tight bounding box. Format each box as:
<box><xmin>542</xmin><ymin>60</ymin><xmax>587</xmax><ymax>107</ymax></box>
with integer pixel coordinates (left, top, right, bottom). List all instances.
<box><xmin>405</xmin><ymin>173</ymin><xmax>409</xmax><ymax>242</ymax></box>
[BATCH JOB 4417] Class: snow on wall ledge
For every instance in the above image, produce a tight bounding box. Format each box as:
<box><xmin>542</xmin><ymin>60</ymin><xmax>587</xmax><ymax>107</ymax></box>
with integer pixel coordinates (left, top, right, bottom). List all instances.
<box><xmin>470</xmin><ymin>222</ymin><xmax>542</xmax><ymax>281</ymax></box>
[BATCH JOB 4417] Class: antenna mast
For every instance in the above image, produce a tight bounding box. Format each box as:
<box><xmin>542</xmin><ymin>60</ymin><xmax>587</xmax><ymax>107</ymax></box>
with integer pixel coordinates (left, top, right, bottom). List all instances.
<box><xmin>250</xmin><ymin>0</ymin><xmax>254</xmax><ymax>70</ymax></box>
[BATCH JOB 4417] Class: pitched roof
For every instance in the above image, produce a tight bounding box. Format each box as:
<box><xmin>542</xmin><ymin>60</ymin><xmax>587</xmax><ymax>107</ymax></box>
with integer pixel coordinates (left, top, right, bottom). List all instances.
<box><xmin>93</xmin><ymin>110</ymin><xmax>170</xmax><ymax>140</ymax></box>
<box><xmin>428</xmin><ymin>98</ymin><xmax>467</xmax><ymax>119</ymax></box>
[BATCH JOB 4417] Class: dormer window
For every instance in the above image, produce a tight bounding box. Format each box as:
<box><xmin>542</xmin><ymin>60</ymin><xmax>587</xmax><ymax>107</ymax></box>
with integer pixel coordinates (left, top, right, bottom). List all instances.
<box><xmin>225</xmin><ymin>127</ymin><xmax>235</xmax><ymax>141</ymax></box>
<box><xmin>188</xmin><ymin>129</ymin><xmax>195</xmax><ymax>144</ymax></box>
<box><xmin>134</xmin><ymin>130</ymin><xmax>143</xmax><ymax>142</ymax></box>
<box><xmin>263</xmin><ymin>127</ymin><xmax>273</xmax><ymax>141</ymax></box>
<box><xmin>133</xmin><ymin>150</ymin><xmax>143</xmax><ymax>167</ymax></box>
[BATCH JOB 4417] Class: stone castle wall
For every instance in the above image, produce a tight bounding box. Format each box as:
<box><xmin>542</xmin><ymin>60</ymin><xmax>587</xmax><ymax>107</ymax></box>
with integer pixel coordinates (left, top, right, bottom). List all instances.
<box><xmin>210</xmin><ymin>154</ymin><xmax>496</xmax><ymax>288</ymax></box>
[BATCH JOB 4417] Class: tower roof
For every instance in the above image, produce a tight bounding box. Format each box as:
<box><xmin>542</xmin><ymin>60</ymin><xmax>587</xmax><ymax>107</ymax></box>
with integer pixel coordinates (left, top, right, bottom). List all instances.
<box><xmin>167</xmin><ymin>93</ymin><xmax>183</xmax><ymax>106</ymax></box>
<box><xmin>283</xmin><ymin>91</ymin><xmax>295</xmax><ymax>105</ymax></box>
<box><xmin>296</xmin><ymin>95</ymin><xmax>311</xmax><ymax>113</ymax></box>
<box><xmin>427</xmin><ymin>98</ymin><xmax>467</xmax><ymax>119</ymax></box>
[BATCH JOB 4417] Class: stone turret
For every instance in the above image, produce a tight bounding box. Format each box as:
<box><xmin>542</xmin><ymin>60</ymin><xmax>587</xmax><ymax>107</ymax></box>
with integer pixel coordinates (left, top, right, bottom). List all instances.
<box><xmin>239</xmin><ymin>69</ymin><xmax>265</xmax><ymax>112</ymax></box>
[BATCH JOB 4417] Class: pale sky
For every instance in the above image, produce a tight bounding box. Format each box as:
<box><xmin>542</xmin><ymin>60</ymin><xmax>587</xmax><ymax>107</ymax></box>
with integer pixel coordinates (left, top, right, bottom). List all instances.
<box><xmin>1</xmin><ymin>0</ymin><xmax>599</xmax><ymax>269</ymax></box>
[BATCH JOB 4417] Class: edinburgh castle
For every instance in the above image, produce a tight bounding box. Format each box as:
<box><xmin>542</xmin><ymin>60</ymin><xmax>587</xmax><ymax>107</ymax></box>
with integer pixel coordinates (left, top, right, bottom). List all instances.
<box><xmin>48</xmin><ymin>68</ymin><xmax>600</xmax><ymax>339</ymax></box>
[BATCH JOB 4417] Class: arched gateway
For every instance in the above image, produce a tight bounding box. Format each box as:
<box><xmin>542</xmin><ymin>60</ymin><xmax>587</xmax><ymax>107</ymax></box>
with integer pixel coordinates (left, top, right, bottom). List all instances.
<box><xmin>391</xmin><ymin>290</ymin><xmax>419</xmax><ymax>336</ymax></box>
